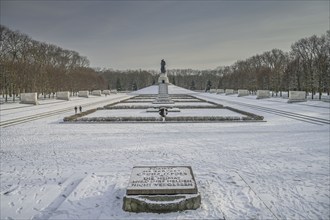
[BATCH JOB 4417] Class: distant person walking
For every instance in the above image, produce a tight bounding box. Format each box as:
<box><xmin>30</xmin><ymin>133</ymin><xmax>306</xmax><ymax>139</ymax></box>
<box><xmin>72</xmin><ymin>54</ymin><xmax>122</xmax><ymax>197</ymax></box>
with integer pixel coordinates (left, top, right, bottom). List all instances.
<box><xmin>74</xmin><ymin>106</ymin><xmax>78</xmax><ymax>114</ymax></box>
<box><xmin>79</xmin><ymin>106</ymin><xmax>82</xmax><ymax>113</ymax></box>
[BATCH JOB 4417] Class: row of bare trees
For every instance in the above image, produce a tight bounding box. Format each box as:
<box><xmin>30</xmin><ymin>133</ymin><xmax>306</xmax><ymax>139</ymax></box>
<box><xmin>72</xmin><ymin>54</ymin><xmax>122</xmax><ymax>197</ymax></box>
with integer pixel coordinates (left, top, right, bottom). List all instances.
<box><xmin>100</xmin><ymin>69</ymin><xmax>156</xmax><ymax>91</ymax></box>
<box><xmin>168</xmin><ymin>31</ymin><xmax>329</xmax><ymax>99</ymax></box>
<box><xmin>167</xmin><ymin>69</ymin><xmax>221</xmax><ymax>91</ymax></box>
<box><xmin>0</xmin><ymin>25</ymin><xmax>106</xmax><ymax>102</ymax></box>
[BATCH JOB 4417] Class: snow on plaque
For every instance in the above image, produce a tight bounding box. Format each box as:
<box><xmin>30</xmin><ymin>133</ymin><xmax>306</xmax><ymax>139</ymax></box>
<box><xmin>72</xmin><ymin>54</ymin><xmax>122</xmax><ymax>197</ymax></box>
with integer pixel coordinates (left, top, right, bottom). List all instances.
<box><xmin>126</xmin><ymin>166</ymin><xmax>198</xmax><ymax>195</ymax></box>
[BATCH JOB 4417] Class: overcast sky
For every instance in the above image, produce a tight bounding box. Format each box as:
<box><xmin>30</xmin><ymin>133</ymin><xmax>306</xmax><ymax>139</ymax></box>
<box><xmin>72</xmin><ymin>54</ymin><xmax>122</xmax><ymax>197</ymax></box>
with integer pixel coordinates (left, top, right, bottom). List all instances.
<box><xmin>1</xmin><ymin>0</ymin><xmax>329</xmax><ymax>70</ymax></box>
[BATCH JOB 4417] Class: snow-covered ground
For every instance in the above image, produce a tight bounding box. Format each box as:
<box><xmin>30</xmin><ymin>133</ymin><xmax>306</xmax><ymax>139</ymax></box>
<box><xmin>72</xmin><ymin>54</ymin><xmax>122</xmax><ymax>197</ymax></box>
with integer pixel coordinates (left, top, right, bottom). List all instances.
<box><xmin>0</xmin><ymin>85</ymin><xmax>329</xmax><ymax>219</ymax></box>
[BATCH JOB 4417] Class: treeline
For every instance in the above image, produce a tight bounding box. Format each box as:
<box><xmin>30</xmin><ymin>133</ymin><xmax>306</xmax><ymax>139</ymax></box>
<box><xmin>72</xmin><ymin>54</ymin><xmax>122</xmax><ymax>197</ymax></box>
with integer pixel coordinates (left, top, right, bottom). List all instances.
<box><xmin>0</xmin><ymin>25</ymin><xmax>106</xmax><ymax>101</ymax></box>
<box><xmin>98</xmin><ymin>69</ymin><xmax>220</xmax><ymax>92</ymax></box>
<box><xmin>100</xmin><ymin>69</ymin><xmax>156</xmax><ymax>91</ymax></box>
<box><xmin>168</xmin><ymin>31</ymin><xmax>330</xmax><ymax>99</ymax></box>
<box><xmin>167</xmin><ymin>69</ymin><xmax>221</xmax><ymax>91</ymax></box>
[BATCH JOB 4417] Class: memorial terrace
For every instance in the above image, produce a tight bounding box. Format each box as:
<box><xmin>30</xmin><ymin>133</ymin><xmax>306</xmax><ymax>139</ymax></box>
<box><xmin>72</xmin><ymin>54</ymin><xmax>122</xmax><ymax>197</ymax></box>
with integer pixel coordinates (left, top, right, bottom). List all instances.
<box><xmin>0</xmin><ymin>84</ymin><xmax>329</xmax><ymax>219</ymax></box>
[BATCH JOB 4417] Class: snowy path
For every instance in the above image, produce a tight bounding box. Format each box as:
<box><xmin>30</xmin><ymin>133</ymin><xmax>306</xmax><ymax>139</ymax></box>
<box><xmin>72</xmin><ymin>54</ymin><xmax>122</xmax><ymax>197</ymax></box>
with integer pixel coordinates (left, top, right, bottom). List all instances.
<box><xmin>1</xmin><ymin>86</ymin><xmax>329</xmax><ymax>219</ymax></box>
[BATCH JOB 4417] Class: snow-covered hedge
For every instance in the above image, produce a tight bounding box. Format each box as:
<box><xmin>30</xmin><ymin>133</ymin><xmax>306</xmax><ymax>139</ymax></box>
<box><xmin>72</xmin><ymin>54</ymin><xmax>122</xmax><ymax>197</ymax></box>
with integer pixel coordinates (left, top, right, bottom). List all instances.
<box><xmin>63</xmin><ymin>109</ymin><xmax>97</xmax><ymax>121</ymax></box>
<box><xmin>74</xmin><ymin>115</ymin><xmax>263</xmax><ymax>122</ymax></box>
<box><xmin>104</xmin><ymin>105</ymin><xmax>222</xmax><ymax>109</ymax></box>
<box><xmin>225</xmin><ymin>106</ymin><xmax>264</xmax><ymax>120</ymax></box>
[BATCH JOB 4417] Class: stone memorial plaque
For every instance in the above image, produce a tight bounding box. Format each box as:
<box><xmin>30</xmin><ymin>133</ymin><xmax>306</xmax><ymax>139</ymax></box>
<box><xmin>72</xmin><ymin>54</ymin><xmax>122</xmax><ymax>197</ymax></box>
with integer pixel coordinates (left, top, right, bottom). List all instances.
<box><xmin>126</xmin><ymin>166</ymin><xmax>197</xmax><ymax>195</ymax></box>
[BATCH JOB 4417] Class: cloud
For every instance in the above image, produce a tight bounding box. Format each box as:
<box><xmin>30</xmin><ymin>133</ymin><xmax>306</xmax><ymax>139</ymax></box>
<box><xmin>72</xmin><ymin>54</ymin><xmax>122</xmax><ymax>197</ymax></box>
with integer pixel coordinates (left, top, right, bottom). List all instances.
<box><xmin>1</xmin><ymin>0</ymin><xmax>329</xmax><ymax>70</ymax></box>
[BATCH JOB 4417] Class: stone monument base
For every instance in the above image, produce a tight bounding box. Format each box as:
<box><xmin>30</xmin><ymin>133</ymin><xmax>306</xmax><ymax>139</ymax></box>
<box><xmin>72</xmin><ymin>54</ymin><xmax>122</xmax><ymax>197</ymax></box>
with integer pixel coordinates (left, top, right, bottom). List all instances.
<box><xmin>225</xmin><ymin>89</ymin><xmax>234</xmax><ymax>95</ymax></box>
<box><xmin>56</xmin><ymin>91</ymin><xmax>70</xmax><ymax>101</ymax></box>
<box><xmin>158</xmin><ymin>75</ymin><xmax>169</xmax><ymax>84</ymax></box>
<box><xmin>123</xmin><ymin>166</ymin><xmax>200</xmax><ymax>213</ymax></box>
<box><xmin>78</xmin><ymin>91</ymin><xmax>89</xmax><ymax>98</ymax></box>
<box><xmin>123</xmin><ymin>193</ymin><xmax>201</xmax><ymax>213</ymax></box>
<box><xmin>238</xmin><ymin>89</ymin><xmax>249</xmax><ymax>97</ymax></box>
<box><xmin>288</xmin><ymin>91</ymin><xmax>306</xmax><ymax>103</ymax></box>
<box><xmin>256</xmin><ymin>90</ymin><xmax>270</xmax><ymax>99</ymax></box>
<box><xmin>20</xmin><ymin>93</ymin><xmax>39</xmax><ymax>105</ymax></box>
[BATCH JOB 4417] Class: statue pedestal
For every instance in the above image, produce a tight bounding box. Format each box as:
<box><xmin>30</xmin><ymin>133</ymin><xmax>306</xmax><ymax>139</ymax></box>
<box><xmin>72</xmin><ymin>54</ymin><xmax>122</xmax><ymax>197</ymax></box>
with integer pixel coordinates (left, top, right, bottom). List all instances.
<box><xmin>153</xmin><ymin>73</ymin><xmax>174</xmax><ymax>104</ymax></box>
<box><xmin>158</xmin><ymin>73</ymin><xmax>169</xmax><ymax>84</ymax></box>
<box><xmin>153</xmin><ymin>83</ymin><xmax>174</xmax><ymax>104</ymax></box>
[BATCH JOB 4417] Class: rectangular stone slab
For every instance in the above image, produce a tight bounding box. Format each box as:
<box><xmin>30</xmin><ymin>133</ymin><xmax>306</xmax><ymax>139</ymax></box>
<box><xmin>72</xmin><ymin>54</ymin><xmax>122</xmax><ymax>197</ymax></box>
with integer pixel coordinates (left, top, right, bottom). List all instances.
<box><xmin>126</xmin><ymin>166</ymin><xmax>198</xmax><ymax>195</ymax></box>
<box><xmin>20</xmin><ymin>93</ymin><xmax>38</xmax><ymax>105</ymax></box>
<box><xmin>288</xmin><ymin>91</ymin><xmax>306</xmax><ymax>103</ymax></box>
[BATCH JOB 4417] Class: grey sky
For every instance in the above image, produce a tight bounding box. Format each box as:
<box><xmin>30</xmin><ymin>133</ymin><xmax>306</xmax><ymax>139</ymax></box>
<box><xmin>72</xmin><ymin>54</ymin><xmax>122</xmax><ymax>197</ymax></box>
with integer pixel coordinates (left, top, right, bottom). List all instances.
<box><xmin>1</xmin><ymin>0</ymin><xmax>329</xmax><ymax>70</ymax></box>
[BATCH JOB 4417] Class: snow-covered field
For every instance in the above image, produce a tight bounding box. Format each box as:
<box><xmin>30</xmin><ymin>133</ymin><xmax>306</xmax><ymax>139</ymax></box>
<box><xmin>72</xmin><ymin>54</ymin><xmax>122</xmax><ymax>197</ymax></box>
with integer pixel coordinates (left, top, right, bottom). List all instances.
<box><xmin>1</xmin><ymin>85</ymin><xmax>329</xmax><ymax>219</ymax></box>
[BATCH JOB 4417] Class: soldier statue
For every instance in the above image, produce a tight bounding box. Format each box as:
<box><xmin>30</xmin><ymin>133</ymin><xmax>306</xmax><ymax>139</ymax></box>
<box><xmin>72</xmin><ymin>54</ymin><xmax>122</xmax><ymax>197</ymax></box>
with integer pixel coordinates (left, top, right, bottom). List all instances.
<box><xmin>161</xmin><ymin>59</ymin><xmax>166</xmax><ymax>73</ymax></box>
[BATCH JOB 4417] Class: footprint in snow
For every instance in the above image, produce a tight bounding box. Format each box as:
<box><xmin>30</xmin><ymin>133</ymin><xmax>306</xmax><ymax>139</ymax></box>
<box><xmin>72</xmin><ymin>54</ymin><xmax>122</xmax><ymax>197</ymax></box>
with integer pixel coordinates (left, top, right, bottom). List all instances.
<box><xmin>16</xmin><ymin>207</ymin><xmax>23</xmax><ymax>214</ymax></box>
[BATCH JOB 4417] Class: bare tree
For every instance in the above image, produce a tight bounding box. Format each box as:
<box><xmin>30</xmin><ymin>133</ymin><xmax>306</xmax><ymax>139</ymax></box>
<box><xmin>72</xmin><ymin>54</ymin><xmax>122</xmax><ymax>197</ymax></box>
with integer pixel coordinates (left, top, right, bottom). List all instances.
<box><xmin>0</xmin><ymin>25</ymin><xmax>105</xmax><ymax>102</ymax></box>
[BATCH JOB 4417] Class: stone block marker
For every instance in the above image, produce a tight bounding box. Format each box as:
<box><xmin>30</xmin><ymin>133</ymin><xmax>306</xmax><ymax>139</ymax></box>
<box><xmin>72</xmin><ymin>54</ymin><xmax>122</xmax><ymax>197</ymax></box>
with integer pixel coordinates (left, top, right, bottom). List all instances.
<box><xmin>288</xmin><ymin>91</ymin><xmax>306</xmax><ymax>103</ymax></box>
<box><xmin>217</xmin><ymin>89</ymin><xmax>225</xmax><ymax>94</ymax></box>
<box><xmin>103</xmin><ymin>90</ymin><xmax>110</xmax><ymax>95</ymax></box>
<box><xmin>20</xmin><ymin>93</ymin><xmax>38</xmax><ymax>105</ymax></box>
<box><xmin>225</xmin><ymin>89</ymin><xmax>234</xmax><ymax>95</ymax></box>
<box><xmin>56</xmin><ymin>91</ymin><xmax>70</xmax><ymax>101</ymax></box>
<box><xmin>209</xmin><ymin>89</ymin><xmax>217</xmax><ymax>93</ymax></box>
<box><xmin>123</xmin><ymin>166</ymin><xmax>201</xmax><ymax>213</ymax></box>
<box><xmin>111</xmin><ymin>90</ymin><xmax>118</xmax><ymax>94</ymax></box>
<box><xmin>238</xmin><ymin>89</ymin><xmax>249</xmax><ymax>97</ymax></box>
<box><xmin>91</xmin><ymin>90</ymin><xmax>102</xmax><ymax>96</ymax></box>
<box><xmin>257</xmin><ymin>90</ymin><xmax>270</xmax><ymax>99</ymax></box>
<box><xmin>78</xmin><ymin>91</ymin><xmax>89</xmax><ymax>98</ymax></box>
